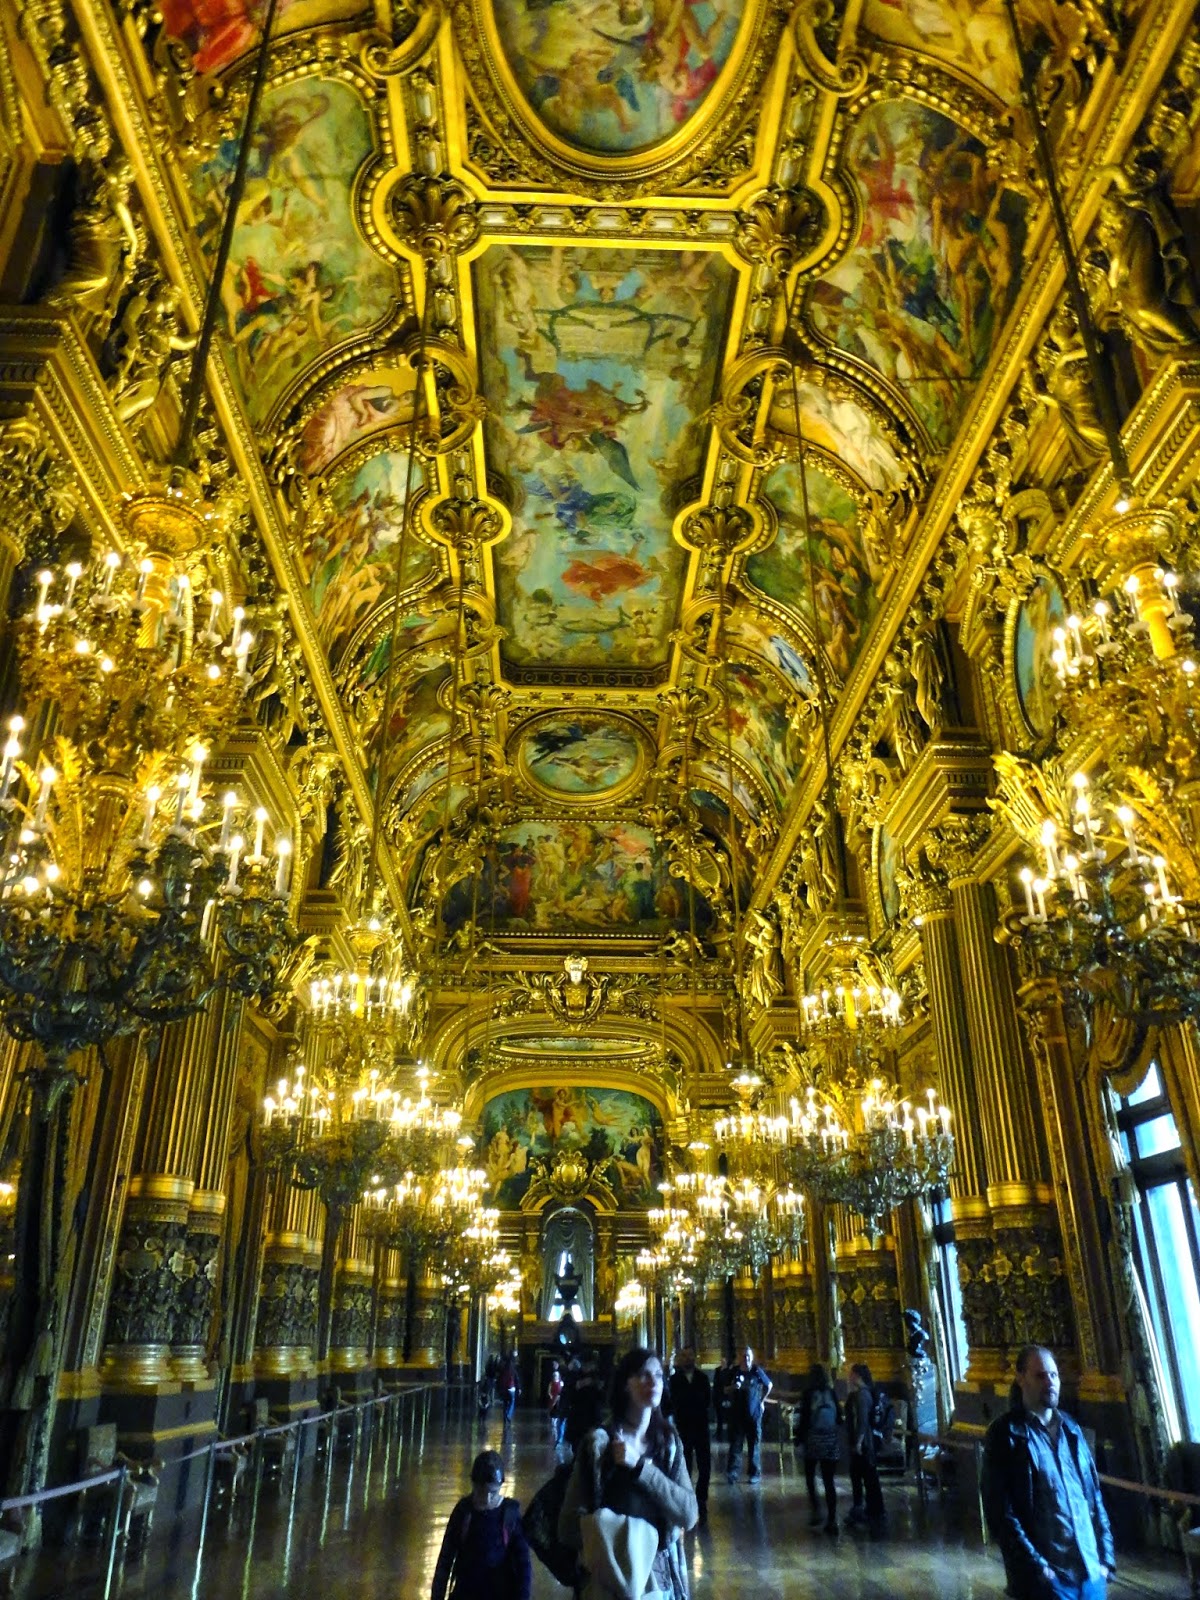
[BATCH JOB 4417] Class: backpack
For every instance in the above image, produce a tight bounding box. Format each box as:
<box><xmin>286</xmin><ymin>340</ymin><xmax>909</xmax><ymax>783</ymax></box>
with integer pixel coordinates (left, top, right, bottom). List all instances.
<box><xmin>809</xmin><ymin>1388</ymin><xmax>838</xmax><ymax>1437</ymax></box>
<box><xmin>521</xmin><ymin>1460</ymin><xmax>578</xmax><ymax>1587</ymax></box>
<box><xmin>869</xmin><ymin>1387</ymin><xmax>895</xmax><ymax>1444</ymax></box>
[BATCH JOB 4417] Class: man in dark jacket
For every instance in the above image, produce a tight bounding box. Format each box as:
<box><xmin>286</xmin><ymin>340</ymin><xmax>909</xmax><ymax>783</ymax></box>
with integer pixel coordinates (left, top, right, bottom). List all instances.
<box><xmin>981</xmin><ymin>1345</ymin><xmax>1116</xmax><ymax>1600</ymax></box>
<box><xmin>668</xmin><ymin>1345</ymin><xmax>713</xmax><ymax>1523</ymax></box>
<box><xmin>726</xmin><ymin>1345</ymin><xmax>772</xmax><ymax>1485</ymax></box>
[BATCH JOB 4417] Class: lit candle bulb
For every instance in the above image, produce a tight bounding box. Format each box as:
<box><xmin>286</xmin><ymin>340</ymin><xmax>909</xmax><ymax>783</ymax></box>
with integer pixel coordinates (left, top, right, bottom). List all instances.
<box><xmin>219</xmin><ymin>791</ymin><xmax>237</xmax><ymax>851</ymax></box>
<box><xmin>35</xmin><ymin>569</ymin><xmax>53</xmax><ymax>628</ymax></box>
<box><xmin>135</xmin><ymin>558</ymin><xmax>153</xmax><ymax>603</ymax></box>
<box><xmin>1153</xmin><ymin>854</ymin><xmax>1172</xmax><ymax>904</ymax></box>
<box><xmin>274</xmin><ymin>835</ymin><xmax>291</xmax><ymax>898</ymax></box>
<box><xmin>226</xmin><ymin>834</ymin><xmax>244</xmax><ymax>891</ymax></box>
<box><xmin>1033</xmin><ymin>877</ymin><xmax>1049</xmax><ymax>922</ymax></box>
<box><xmin>1019</xmin><ymin>866</ymin><xmax>1036</xmax><ymax>922</ymax></box>
<box><xmin>253</xmin><ymin>806</ymin><xmax>268</xmax><ymax>862</ymax></box>
<box><xmin>100</xmin><ymin>550</ymin><xmax>120</xmax><ymax>594</ymax></box>
<box><xmin>235</xmin><ymin>629</ymin><xmax>254</xmax><ymax>682</ymax></box>
<box><xmin>1093</xmin><ymin>599</ymin><xmax>1113</xmax><ymax>648</ymax></box>
<box><xmin>0</xmin><ymin>717</ymin><xmax>23</xmax><ymax>797</ymax></box>
<box><xmin>173</xmin><ymin>770</ymin><xmax>190</xmax><ymax>830</ymax></box>
<box><xmin>207</xmin><ymin>589</ymin><xmax>223</xmax><ymax>637</ymax></box>
<box><xmin>171</xmin><ymin>571</ymin><xmax>191</xmax><ymax>623</ymax></box>
<box><xmin>33</xmin><ymin>766</ymin><xmax>56</xmax><ymax>828</ymax></box>
<box><xmin>140</xmin><ymin>784</ymin><xmax>161</xmax><ymax>846</ymax></box>
<box><xmin>63</xmin><ymin>561</ymin><xmax>83</xmax><ymax>612</ymax></box>
<box><xmin>1040</xmin><ymin>818</ymin><xmax>1060</xmax><ymax>879</ymax></box>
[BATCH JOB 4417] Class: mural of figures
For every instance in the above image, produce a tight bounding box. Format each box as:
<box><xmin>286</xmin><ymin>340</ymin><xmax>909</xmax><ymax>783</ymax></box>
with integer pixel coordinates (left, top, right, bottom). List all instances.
<box><xmin>517</xmin><ymin>715</ymin><xmax>644</xmax><ymax>797</ymax></box>
<box><xmin>749</xmin><ymin>461</ymin><xmax>881</xmax><ymax>681</ymax></box>
<box><xmin>1014</xmin><ymin>574</ymin><xmax>1068</xmax><ymax>738</ymax></box>
<box><xmin>475</xmin><ymin>244</ymin><xmax>733</xmax><ymax>669</ymax></box>
<box><xmin>480</xmin><ymin>1085</ymin><xmax>664</xmax><ymax>1209</ymax></box>
<box><xmin>729</xmin><ymin>607</ymin><xmax>818</xmax><ymax>701</ymax></box>
<box><xmin>861</xmin><ymin>0</ymin><xmax>1018</xmax><ymax>100</ymax></box>
<box><xmin>300</xmin><ymin>368</ymin><xmax>414</xmax><ymax>476</ymax></box>
<box><xmin>161</xmin><ymin>0</ymin><xmax>358</xmax><ymax>74</ymax></box>
<box><xmin>440</xmin><ymin>820</ymin><xmax>708</xmax><ymax>932</ymax></box>
<box><xmin>191</xmin><ymin>78</ymin><xmax>397</xmax><ymax>424</ymax></box>
<box><xmin>877</xmin><ymin>823</ymin><xmax>902</xmax><ymax>925</ymax></box>
<box><xmin>808</xmin><ymin>97</ymin><xmax>1027</xmax><ymax>446</ymax></box>
<box><xmin>298</xmin><ymin>451</ymin><xmax>435</xmax><ymax>665</ymax></box>
<box><xmin>721</xmin><ymin>657</ymin><xmax>802</xmax><ymax>810</ymax></box>
<box><xmin>493</xmin><ymin>0</ymin><xmax>745</xmax><ymax>154</ymax></box>
<box><xmin>768</xmin><ymin>379</ymin><xmax>906</xmax><ymax>494</ymax></box>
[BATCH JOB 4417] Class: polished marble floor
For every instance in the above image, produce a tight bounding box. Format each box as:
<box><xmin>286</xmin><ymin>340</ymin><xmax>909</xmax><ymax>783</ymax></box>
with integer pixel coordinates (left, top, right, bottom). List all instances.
<box><xmin>6</xmin><ymin>1398</ymin><xmax>1189</xmax><ymax>1599</ymax></box>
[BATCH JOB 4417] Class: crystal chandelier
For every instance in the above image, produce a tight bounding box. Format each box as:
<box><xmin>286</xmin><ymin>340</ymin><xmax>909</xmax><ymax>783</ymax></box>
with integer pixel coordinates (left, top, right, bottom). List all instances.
<box><xmin>442</xmin><ymin>1204</ymin><xmax>508</xmax><ymax>1303</ymax></box>
<box><xmin>995</xmin><ymin>757</ymin><xmax>1200</xmax><ymax>1025</ymax></box>
<box><xmin>0</xmin><ymin>528</ymin><xmax>294</xmax><ymax>1099</ymax></box>
<box><xmin>614</xmin><ymin>1278</ymin><xmax>647</xmax><ymax>1322</ymax></box>
<box><xmin>796</xmin><ymin>928</ymin><xmax>903</xmax><ymax>1065</ymax></box>
<box><xmin>363</xmin><ymin>1159</ymin><xmax>484</xmax><ymax>1262</ymax></box>
<box><xmin>786</xmin><ymin>1079</ymin><xmax>953</xmax><ymax>1240</ymax></box>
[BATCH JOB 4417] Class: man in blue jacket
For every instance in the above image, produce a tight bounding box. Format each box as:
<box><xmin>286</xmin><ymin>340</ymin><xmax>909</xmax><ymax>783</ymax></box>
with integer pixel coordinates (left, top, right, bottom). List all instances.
<box><xmin>981</xmin><ymin>1345</ymin><xmax>1116</xmax><ymax>1600</ymax></box>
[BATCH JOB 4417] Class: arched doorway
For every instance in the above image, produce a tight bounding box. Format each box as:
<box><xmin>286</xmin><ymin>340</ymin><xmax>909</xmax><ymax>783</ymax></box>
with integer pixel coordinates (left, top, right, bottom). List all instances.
<box><xmin>540</xmin><ymin>1205</ymin><xmax>594</xmax><ymax>1321</ymax></box>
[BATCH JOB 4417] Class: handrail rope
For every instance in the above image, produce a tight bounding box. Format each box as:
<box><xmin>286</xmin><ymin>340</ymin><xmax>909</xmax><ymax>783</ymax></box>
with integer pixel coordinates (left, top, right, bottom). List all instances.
<box><xmin>913</xmin><ymin>1432</ymin><xmax>1200</xmax><ymax>1511</ymax></box>
<box><xmin>0</xmin><ymin>1386</ymin><xmax>435</xmax><ymax>1510</ymax></box>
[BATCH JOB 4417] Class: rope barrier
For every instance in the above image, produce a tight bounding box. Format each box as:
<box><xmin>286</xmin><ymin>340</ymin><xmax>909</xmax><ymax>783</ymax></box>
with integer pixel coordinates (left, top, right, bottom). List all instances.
<box><xmin>915</xmin><ymin>1432</ymin><xmax>1200</xmax><ymax>1511</ymax></box>
<box><xmin>0</xmin><ymin>1386</ymin><xmax>434</xmax><ymax>1512</ymax></box>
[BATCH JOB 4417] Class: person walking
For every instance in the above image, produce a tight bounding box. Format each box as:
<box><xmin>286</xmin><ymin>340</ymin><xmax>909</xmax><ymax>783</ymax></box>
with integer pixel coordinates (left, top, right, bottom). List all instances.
<box><xmin>558</xmin><ymin>1346</ymin><xmax>697</xmax><ymax>1600</ymax></box>
<box><xmin>846</xmin><ymin>1363</ymin><xmax>885</xmax><ymax>1534</ymax></box>
<box><xmin>712</xmin><ymin>1358</ymin><xmax>732</xmax><ymax>1443</ymax></box>
<box><xmin>548</xmin><ymin>1359</ymin><xmax>566</xmax><ymax>1446</ymax></box>
<box><xmin>795</xmin><ymin>1362</ymin><xmax>840</xmax><ymax>1534</ymax></box>
<box><xmin>982</xmin><ymin>1344</ymin><xmax>1116</xmax><ymax>1600</ymax></box>
<box><xmin>667</xmin><ymin>1346</ymin><xmax>712</xmax><ymax>1525</ymax></box>
<box><xmin>725</xmin><ymin>1346</ymin><xmax>772</xmax><ymax>1485</ymax></box>
<box><xmin>565</xmin><ymin>1350</ymin><xmax>606</xmax><ymax>1453</ymax></box>
<box><xmin>432</xmin><ymin>1449</ymin><xmax>533</xmax><ymax>1600</ymax></box>
<box><xmin>499</xmin><ymin>1354</ymin><xmax>520</xmax><ymax>1423</ymax></box>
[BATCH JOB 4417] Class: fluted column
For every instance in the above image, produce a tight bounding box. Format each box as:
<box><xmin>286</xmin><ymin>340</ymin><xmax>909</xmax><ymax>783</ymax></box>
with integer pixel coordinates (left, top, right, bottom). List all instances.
<box><xmin>330</xmin><ymin>1206</ymin><xmax>373</xmax><ymax>1381</ymax></box>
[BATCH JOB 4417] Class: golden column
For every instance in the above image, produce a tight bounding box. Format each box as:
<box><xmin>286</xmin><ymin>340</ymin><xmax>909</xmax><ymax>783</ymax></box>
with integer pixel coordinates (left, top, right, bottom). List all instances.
<box><xmin>932</xmin><ymin>817</ymin><xmax>1074</xmax><ymax>1375</ymax></box>
<box><xmin>329</xmin><ymin>1205</ymin><xmax>374</xmax><ymax>1388</ymax></box>
<box><xmin>254</xmin><ymin>1176</ymin><xmax>322</xmax><ymax>1380</ymax></box>
<box><xmin>835</xmin><ymin>1229</ymin><xmax>903</xmax><ymax>1382</ymax></box>
<box><xmin>904</xmin><ymin>853</ymin><xmax>996</xmax><ymax>1382</ymax></box>
<box><xmin>375</xmin><ymin>1246</ymin><xmax>406</xmax><ymax>1374</ymax></box>
<box><xmin>100</xmin><ymin>1009</ymin><xmax>215</xmax><ymax>1389</ymax></box>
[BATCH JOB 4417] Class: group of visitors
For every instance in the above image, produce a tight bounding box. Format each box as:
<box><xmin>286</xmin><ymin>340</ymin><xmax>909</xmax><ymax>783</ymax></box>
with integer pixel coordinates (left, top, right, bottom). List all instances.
<box><xmin>433</xmin><ymin>1339</ymin><xmax>1116</xmax><ymax>1600</ymax></box>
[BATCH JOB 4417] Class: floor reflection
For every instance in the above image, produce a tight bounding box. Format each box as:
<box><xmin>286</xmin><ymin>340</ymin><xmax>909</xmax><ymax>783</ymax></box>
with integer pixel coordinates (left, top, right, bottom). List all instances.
<box><xmin>6</xmin><ymin>1397</ymin><xmax>1184</xmax><ymax>1600</ymax></box>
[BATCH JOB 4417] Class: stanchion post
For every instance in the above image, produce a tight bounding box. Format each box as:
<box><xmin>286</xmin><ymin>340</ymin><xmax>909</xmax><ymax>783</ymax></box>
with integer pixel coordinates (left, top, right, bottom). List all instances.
<box><xmin>974</xmin><ymin>1441</ymin><xmax>988</xmax><ymax>1547</ymax></box>
<box><xmin>103</xmin><ymin>1463</ymin><xmax>128</xmax><ymax>1600</ymax></box>
<box><xmin>190</xmin><ymin>1440</ymin><xmax>219</xmax><ymax>1600</ymax></box>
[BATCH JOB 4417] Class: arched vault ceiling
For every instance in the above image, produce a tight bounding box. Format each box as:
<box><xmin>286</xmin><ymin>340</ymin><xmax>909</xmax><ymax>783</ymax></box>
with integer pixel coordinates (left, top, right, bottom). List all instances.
<box><xmin>144</xmin><ymin>0</ymin><xmax>1035</xmax><ymax>947</ymax></box>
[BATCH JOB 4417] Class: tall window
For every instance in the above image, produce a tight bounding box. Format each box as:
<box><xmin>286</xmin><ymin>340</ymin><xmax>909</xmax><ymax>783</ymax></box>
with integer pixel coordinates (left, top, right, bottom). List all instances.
<box><xmin>931</xmin><ymin>1195</ymin><xmax>969</xmax><ymax>1387</ymax></box>
<box><xmin>1116</xmin><ymin>1062</ymin><xmax>1200</xmax><ymax>1442</ymax></box>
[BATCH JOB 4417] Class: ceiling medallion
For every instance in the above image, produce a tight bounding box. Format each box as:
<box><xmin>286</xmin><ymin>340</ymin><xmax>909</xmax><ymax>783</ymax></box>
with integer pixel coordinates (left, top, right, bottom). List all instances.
<box><xmin>511</xmin><ymin>711</ymin><xmax>650</xmax><ymax>806</ymax></box>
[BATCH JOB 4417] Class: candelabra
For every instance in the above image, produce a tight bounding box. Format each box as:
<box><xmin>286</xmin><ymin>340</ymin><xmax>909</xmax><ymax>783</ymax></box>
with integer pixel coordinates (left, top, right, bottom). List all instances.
<box><xmin>995</xmin><ymin>756</ymin><xmax>1200</xmax><ymax>1025</ymax></box>
<box><xmin>711</xmin><ymin>1069</ymin><xmax>790</xmax><ymax>1185</ymax></box>
<box><xmin>796</xmin><ymin>929</ymin><xmax>903</xmax><ymax>1068</ymax></box>
<box><xmin>786</xmin><ymin>1080</ymin><xmax>953</xmax><ymax>1240</ymax></box>
<box><xmin>0</xmin><ymin>522</ymin><xmax>294</xmax><ymax>1102</ymax></box>
<box><xmin>614</xmin><ymin>1277</ymin><xmax>647</xmax><ymax>1324</ymax></box>
<box><xmin>362</xmin><ymin>1161</ymin><xmax>484</xmax><ymax>1263</ymax></box>
<box><xmin>443</xmin><ymin>1205</ymin><xmax>508</xmax><ymax>1303</ymax></box>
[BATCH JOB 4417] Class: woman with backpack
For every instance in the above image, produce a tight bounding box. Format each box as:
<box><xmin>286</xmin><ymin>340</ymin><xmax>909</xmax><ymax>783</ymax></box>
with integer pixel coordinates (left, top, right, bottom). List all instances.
<box><xmin>432</xmin><ymin>1450</ymin><xmax>532</xmax><ymax>1600</ymax></box>
<box><xmin>847</xmin><ymin>1363</ymin><xmax>887</xmax><ymax>1535</ymax></box>
<box><xmin>795</xmin><ymin>1362</ymin><xmax>840</xmax><ymax>1535</ymax></box>
<box><xmin>558</xmin><ymin>1346</ymin><xmax>697</xmax><ymax>1600</ymax></box>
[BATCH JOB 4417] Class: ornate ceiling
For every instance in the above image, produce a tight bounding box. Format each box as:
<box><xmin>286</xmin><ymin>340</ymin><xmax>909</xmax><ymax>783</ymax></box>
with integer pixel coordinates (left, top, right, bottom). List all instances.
<box><xmin>31</xmin><ymin>0</ymin><xmax>1175</xmax><ymax>1092</ymax></box>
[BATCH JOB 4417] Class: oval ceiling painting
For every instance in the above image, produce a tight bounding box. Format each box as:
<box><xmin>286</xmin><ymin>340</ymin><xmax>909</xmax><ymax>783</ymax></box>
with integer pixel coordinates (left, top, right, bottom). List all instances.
<box><xmin>516</xmin><ymin>714</ymin><xmax>646</xmax><ymax>802</ymax></box>
<box><xmin>491</xmin><ymin>0</ymin><xmax>746</xmax><ymax>154</ymax></box>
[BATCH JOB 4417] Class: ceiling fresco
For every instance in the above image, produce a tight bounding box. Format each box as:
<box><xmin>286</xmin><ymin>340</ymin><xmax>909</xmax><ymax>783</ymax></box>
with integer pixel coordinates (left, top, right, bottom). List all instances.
<box><xmin>440</xmin><ymin>819</ymin><xmax>712</xmax><ymax>933</ymax></box>
<box><xmin>806</xmin><ymin>96</ymin><xmax>1027</xmax><ymax>448</ymax></box>
<box><xmin>124</xmin><ymin>0</ymin><xmax>1035</xmax><ymax>963</ymax></box>
<box><xmin>194</xmin><ymin>75</ymin><xmax>400</xmax><ymax>428</ymax></box>
<box><xmin>490</xmin><ymin>0</ymin><xmax>747</xmax><ymax>154</ymax></box>
<box><xmin>748</xmin><ymin>458</ymin><xmax>882</xmax><ymax>683</ymax></box>
<box><xmin>299</xmin><ymin>448</ymin><xmax>437</xmax><ymax>668</ymax></box>
<box><xmin>475</xmin><ymin>243</ymin><xmax>733</xmax><ymax>672</ymax></box>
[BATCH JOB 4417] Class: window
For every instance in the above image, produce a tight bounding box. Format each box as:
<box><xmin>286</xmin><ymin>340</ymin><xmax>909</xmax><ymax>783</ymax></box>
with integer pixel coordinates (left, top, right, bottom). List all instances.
<box><xmin>1116</xmin><ymin>1063</ymin><xmax>1200</xmax><ymax>1442</ymax></box>
<box><xmin>931</xmin><ymin>1195</ymin><xmax>970</xmax><ymax>1387</ymax></box>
